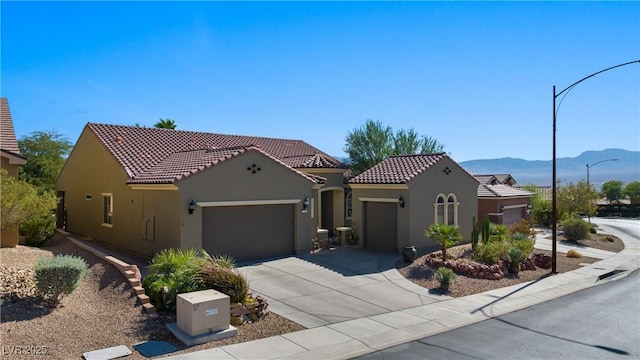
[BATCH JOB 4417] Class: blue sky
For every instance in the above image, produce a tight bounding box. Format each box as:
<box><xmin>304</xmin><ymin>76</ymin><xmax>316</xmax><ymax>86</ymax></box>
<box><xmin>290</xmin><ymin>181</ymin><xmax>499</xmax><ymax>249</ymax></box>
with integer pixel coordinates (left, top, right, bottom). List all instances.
<box><xmin>2</xmin><ymin>1</ymin><xmax>639</xmax><ymax>162</ymax></box>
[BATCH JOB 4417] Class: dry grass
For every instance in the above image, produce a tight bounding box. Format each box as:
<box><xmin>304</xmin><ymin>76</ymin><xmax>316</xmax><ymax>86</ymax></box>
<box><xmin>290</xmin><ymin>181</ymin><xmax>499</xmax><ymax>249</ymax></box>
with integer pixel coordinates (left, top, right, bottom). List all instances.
<box><xmin>0</xmin><ymin>234</ymin><xmax>304</xmax><ymax>360</ymax></box>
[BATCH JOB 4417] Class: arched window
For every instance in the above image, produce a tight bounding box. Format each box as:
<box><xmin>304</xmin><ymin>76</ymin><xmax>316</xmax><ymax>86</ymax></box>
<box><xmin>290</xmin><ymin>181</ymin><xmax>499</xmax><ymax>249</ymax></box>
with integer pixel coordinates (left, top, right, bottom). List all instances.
<box><xmin>447</xmin><ymin>194</ymin><xmax>457</xmax><ymax>226</ymax></box>
<box><xmin>345</xmin><ymin>191</ymin><xmax>353</xmax><ymax>219</ymax></box>
<box><xmin>435</xmin><ymin>195</ymin><xmax>446</xmax><ymax>224</ymax></box>
<box><xmin>434</xmin><ymin>193</ymin><xmax>458</xmax><ymax>226</ymax></box>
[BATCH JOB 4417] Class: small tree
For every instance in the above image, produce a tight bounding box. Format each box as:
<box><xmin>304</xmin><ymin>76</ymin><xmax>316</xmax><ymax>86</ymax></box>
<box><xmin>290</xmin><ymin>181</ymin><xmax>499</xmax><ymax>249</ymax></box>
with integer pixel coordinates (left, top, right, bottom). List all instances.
<box><xmin>425</xmin><ymin>223</ymin><xmax>462</xmax><ymax>260</ymax></box>
<box><xmin>18</xmin><ymin>130</ymin><xmax>72</xmax><ymax>193</ymax></box>
<box><xmin>557</xmin><ymin>180</ymin><xmax>598</xmax><ymax>218</ymax></box>
<box><xmin>1</xmin><ymin>169</ymin><xmax>58</xmax><ymax>236</ymax></box>
<box><xmin>601</xmin><ymin>180</ymin><xmax>624</xmax><ymax>204</ymax></box>
<box><xmin>623</xmin><ymin>181</ymin><xmax>640</xmax><ymax>205</ymax></box>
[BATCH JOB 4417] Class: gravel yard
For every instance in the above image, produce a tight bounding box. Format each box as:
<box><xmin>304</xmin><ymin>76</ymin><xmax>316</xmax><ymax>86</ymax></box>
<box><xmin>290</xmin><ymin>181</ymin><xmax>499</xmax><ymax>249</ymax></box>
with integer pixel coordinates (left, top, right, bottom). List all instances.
<box><xmin>0</xmin><ymin>234</ymin><xmax>304</xmax><ymax>360</ymax></box>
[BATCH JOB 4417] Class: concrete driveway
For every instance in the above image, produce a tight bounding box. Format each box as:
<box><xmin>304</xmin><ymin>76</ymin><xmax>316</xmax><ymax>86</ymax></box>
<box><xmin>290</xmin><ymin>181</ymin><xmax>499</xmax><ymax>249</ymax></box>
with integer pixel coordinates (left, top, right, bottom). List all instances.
<box><xmin>238</xmin><ymin>247</ymin><xmax>449</xmax><ymax>328</ymax></box>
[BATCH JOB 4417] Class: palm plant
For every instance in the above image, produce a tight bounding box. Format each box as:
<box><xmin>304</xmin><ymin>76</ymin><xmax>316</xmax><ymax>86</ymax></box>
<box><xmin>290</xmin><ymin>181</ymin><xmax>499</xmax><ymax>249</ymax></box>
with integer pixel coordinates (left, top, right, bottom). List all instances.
<box><xmin>425</xmin><ymin>223</ymin><xmax>462</xmax><ymax>260</ymax></box>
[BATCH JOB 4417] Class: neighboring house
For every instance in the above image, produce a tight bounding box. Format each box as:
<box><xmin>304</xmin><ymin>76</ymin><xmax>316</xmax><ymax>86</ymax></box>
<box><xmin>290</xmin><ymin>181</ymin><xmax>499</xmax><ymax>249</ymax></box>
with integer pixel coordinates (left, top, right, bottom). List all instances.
<box><xmin>347</xmin><ymin>153</ymin><xmax>479</xmax><ymax>251</ymax></box>
<box><xmin>477</xmin><ymin>178</ymin><xmax>534</xmax><ymax>227</ymax></box>
<box><xmin>56</xmin><ymin>123</ymin><xmax>348</xmax><ymax>260</ymax></box>
<box><xmin>1</xmin><ymin>98</ymin><xmax>28</xmax><ymax>247</ymax></box>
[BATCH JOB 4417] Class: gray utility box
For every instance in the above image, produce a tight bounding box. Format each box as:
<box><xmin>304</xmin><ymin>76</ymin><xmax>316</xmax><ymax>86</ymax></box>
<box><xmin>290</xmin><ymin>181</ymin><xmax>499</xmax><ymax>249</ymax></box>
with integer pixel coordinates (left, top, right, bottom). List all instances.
<box><xmin>177</xmin><ymin>289</ymin><xmax>230</xmax><ymax>337</ymax></box>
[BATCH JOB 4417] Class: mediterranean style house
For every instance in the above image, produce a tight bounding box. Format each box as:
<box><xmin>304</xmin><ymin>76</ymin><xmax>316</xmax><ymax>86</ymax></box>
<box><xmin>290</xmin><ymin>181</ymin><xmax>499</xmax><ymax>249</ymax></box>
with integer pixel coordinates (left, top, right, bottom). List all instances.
<box><xmin>56</xmin><ymin>123</ymin><xmax>481</xmax><ymax>260</ymax></box>
<box><xmin>1</xmin><ymin>98</ymin><xmax>28</xmax><ymax>247</ymax></box>
<box><xmin>475</xmin><ymin>174</ymin><xmax>534</xmax><ymax>227</ymax></box>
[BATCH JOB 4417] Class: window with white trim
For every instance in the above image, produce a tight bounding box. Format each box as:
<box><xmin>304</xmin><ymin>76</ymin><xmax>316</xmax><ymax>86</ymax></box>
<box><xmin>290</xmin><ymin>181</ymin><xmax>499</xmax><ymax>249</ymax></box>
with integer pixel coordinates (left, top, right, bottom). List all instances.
<box><xmin>345</xmin><ymin>191</ymin><xmax>353</xmax><ymax>219</ymax></box>
<box><xmin>102</xmin><ymin>193</ymin><xmax>113</xmax><ymax>226</ymax></box>
<box><xmin>434</xmin><ymin>193</ymin><xmax>458</xmax><ymax>226</ymax></box>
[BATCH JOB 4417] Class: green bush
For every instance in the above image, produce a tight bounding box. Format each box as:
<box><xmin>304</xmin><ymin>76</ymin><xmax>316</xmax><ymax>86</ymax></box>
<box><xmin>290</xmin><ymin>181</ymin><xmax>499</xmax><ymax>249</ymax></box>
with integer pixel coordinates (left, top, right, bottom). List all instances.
<box><xmin>196</xmin><ymin>263</ymin><xmax>249</xmax><ymax>304</ymax></box>
<box><xmin>435</xmin><ymin>266</ymin><xmax>456</xmax><ymax>285</ymax></box>
<box><xmin>142</xmin><ymin>248</ymin><xmax>207</xmax><ymax>311</ymax></box>
<box><xmin>21</xmin><ymin>213</ymin><xmax>57</xmax><ymax>247</ymax></box>
<box><xmin>510</xmin><ymin>233</ymin><xmax>535</xmax><ymax>258</ymax></box>
<box><xmin>561</xmin><ymin>216</ymin><xmax>591</xmax><ymax>241</ymax></box>
<box><xmin>473</xmin><ymin>240</ymin><xmax>509</xmax><ymax>265</ymax></box>
<box><xmin>35</xmin><ymin>254</ymin><xmax>88</xmax><ymax>306</ymax></box>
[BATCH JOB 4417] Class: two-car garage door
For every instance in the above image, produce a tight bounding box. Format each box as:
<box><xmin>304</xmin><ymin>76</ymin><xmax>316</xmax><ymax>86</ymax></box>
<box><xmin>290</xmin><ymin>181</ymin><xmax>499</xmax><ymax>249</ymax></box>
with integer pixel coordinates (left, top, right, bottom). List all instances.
<box><xmin>202</xmin><ymin>204</ymin><xmax>295</xmax><ymax>261</ymax></box>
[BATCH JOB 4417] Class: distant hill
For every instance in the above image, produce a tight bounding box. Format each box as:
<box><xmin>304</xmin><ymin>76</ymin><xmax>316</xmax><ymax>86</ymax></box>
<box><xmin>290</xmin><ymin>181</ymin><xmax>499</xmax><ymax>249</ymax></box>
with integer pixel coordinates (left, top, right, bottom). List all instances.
<box><xmin>459</xmin><ymin>148</ymin><xmax>639</xmax><ymax>187</ymax></box>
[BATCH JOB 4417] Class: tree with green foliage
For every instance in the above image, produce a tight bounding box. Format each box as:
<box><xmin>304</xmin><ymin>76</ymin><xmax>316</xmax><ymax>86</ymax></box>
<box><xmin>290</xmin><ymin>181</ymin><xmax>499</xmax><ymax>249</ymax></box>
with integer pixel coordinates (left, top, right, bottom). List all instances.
<box><xmin>344</xmin><ymin>119</ymin><xmax>445</xmax><ymax>174</ymax></box>
<box><xmin>18</xmin><ymin>130</ymin><xmax>73</xmax><ymax>193</ymax></box>
<box><xmin>623</xmin><ymin>181</ymin><xmax>640</xmax><ymax>205</ymax></box>
<box><xmin>518</xmin><ymin>184</ymin><xmax>552</xmax><ymax>226</ymax></box>
<box><xmin>557</xmin><ymin>180</ymin><xmax>598</xmax><ymax>218</ymax></box>
<box><xmin>1</xmin><ymin>169</ymin><xmax>58</xmax><ymax>234</ymax></box>
<box><xmin>154</xmin><ymin>118</ymin><xmax>177</xmax><ymax>129</ymax></box>
<box><xmin>601</xmin><ymin>180</ymin><xmax>623</xmax><ymax>204</ymax></box>
<box><xmin>425</xmin><ymin>223</ymin><xmax>461</xmax><ymax>260</ymax></box>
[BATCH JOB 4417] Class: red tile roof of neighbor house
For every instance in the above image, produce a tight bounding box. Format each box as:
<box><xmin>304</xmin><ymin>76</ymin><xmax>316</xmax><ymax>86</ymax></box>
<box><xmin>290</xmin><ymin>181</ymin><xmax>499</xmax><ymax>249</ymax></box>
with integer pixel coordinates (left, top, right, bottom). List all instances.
<box><xmin>0</xmin><ymin>98</ymin><xmax>22</xmax><ymax>155</ymax></box>
<box><xmin>87</xmin><ymin>123</ymin><xmax>343</xmax><ymax>184</ymax></box>
<box><xmin>474</xmin><ymin>175</ymin><xmax>499</xmax><ymax>185</ymax></box>
<box><xmin>349</xmin><ymin>152</ymin><xmax>475</xmax><ymax>184</ymax></box>
<box><xmin>478</xmin><ymin>184</ymin><xmax>534</xmax><ymax>198</ymax></box>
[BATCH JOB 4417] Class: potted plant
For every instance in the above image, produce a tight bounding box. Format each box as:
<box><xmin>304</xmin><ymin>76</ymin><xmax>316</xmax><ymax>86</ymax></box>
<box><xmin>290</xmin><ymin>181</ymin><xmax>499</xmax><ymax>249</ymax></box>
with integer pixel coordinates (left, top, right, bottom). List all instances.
<box><xmin>435</xmin><ymin>266</ymin><xmax>456</xmax><ymax>291</ymax></box>
<box><xmin>347</xmin><ymin>223</ymin><xmax>360</xmax><ymax>245</ymax></box>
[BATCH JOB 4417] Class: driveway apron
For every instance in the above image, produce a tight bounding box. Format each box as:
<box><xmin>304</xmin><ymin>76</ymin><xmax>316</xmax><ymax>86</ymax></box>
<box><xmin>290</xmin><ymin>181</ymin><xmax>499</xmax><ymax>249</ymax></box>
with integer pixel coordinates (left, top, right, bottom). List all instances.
<box><xmin>238</xmin><ymin>247</ymin><xmax>449</xmax><ymax>328</ymax></box>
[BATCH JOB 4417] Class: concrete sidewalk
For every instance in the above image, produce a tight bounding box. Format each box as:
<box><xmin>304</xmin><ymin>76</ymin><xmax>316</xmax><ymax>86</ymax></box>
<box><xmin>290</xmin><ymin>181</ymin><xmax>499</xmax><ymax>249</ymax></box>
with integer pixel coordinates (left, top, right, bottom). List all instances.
<box><xmin>164</xmin><ymin>221</ymin><xmax>640</xmax><ymax>360</ymax></box>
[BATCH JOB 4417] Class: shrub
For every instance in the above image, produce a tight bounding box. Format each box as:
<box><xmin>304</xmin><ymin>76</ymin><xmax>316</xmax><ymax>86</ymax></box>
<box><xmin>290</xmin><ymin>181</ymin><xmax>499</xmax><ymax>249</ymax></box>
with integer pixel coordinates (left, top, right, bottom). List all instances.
<box><xmin>435</xmin><ymin>266</ymin><xmax>456</xmax><ymax>285</ymax></box>
<box><xmin>142</xmin><ymin>248</ymin><xmax>207</xmax><ymax>311</ymax></box>
<box><xmin>561</xmin><ymin>216</ymin><xmax>591</xmax><ymax>241</ymax></box>
<box><xmin>566</xmin><ymin>249</ymin><xmax>583</xmax><ymax>258</ymax></box>
<box><xmin>473</xmin><ymin>240</ymin><xmax>509</xmax><ymax>265</ymax></box>
<box><xmin>21</xmin><ymin>213</ymin><xmax>57</xmax><ymax>247</ymax></box>
<box><xmin>196</xmin><ymin>264</ymin><xmax>249</xmax><ymax>304</ymax></box>
<box><xmin>509</xmin><ymin>219</ymin><xmax>536</xmax><ymax>238</ymax></box>
<box><xmin>35</xmin><ymin>254</ymin><xmax>88</xmax><ymax>306</ymax></box>
<box><xmin>510</xmin><ymin>233</ymin><xmax>535</xmax><ymax>258</ymax></box>
<box><xmin>506</xmin><ymin>247</ymin><xmax>526</xmax><ymax>272</ymax></box>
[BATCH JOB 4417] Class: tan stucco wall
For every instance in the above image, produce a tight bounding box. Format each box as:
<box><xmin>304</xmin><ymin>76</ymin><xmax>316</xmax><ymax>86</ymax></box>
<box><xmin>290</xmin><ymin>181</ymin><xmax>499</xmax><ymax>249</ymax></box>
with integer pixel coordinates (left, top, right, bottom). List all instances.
<box><xmin>351</xmin><ymin>157</ymin><xmax>479</xmax><ymax>252</ymax></box>
<box><xmin>178</xmin><ymin>150</ymin><xmax>314</xmax><ymax>255</ymax></box>
<box><xmin>55</xmin><ymin>128</ymin><xmax>181</xmax><ymax>257</ymax></box>
<box><xmin>1</xmin><ymin>157</ymin><xmax>21</xmax><ymax>247</ymax></box>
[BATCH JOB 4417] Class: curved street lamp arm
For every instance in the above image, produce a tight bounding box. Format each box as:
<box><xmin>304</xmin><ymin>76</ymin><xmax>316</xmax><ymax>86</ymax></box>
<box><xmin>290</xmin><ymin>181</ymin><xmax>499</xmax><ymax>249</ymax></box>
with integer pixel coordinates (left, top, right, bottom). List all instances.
<box><xmin>587</xmin><ymin>158</ymin><xmax>618</xmax><ymax>169</ymax></box>
<box><xmin>556</xmin><ymin>60</ymin><xmax>640</xmax><ymax>97</ymax></box>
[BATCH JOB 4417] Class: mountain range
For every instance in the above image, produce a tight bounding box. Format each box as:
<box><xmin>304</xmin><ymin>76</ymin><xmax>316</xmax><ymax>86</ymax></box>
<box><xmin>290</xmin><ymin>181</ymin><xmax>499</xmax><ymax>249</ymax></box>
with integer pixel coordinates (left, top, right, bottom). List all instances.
<box><xmin>459</xmin><ymin>148</ymin><xmax>639</xmax><ymax>187</ymax></box>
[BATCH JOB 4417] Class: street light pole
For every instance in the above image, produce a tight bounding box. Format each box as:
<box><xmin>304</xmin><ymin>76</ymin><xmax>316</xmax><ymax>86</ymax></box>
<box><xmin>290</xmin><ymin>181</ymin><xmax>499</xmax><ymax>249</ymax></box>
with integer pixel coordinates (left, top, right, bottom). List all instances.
<box><xmin>586</xmin><ymin>158</ymin><xmax>618</xmax><ymax>188</ymax></box>
<box><xmin>586</xmin><ymin>158</ymin><xmax>618</xmax><ymax>223</ymax></box>
<box><xmin>551</xmin><ymin>60</ymin><xmax>639</xmax><ymax>274</ymax></box>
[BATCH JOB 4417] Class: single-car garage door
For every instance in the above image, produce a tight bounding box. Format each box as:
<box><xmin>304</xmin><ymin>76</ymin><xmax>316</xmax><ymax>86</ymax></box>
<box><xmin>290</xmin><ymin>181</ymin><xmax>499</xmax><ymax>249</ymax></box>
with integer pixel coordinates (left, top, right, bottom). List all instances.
<box><xmin>364</xmin><ymin>202</ymin><xmax>397</xmax><ymax>251</ymax></box>
<box><xmin>503</xmin><ymin>207</ymin><xmax>523</xmax><ymax>227</ymax></box>
<box><xmin>202</xmin><ymin>204</ymin><xmax>294</xmax><ymax>261</ymax></box>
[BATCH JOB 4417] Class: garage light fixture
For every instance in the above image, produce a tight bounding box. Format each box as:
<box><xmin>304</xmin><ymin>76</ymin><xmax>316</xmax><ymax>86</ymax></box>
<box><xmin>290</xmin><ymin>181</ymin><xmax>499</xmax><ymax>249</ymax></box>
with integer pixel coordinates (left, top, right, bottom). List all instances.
<box><xmin>398</xmin><ymin>196</ymin><xmax>405</xmax><ymax>208</ymax></box>
<box><xmin>302</xmin><ymin>197</ymin><xmax>310</xmax><ymax>210</ymax></box>
<box><xmin>188</xmin><ymin>200</ymin><xmax>196</xmax><ymax>214</ymax></box>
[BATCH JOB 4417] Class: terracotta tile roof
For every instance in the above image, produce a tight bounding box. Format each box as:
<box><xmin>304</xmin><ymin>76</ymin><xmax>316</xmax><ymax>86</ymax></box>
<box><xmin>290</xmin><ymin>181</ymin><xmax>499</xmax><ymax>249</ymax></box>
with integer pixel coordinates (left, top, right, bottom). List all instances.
<box><xmin>87</xmin><ymin>123</ymin><xmax>339</xmax><ymax>184</ymax></box>
<box><xmin>476</xmin><ymin>173</ymin><xmax>516</xmax><ymax>185</ymax></box>
<box><xmin>128</xmin><ymin>145</ymin><xmax>323</xmax><ymax>185</ymax></box>
<box><xmin>0</xmin><ymin>98</ymin><xmax>21</xmax><ymax>155</ymax></box>
<box><xmin>478</xmin><ymin>184</ymin><xmax>534</xmax><ymax>198</ymax></box>
<box><xmin>349</xmin><ymin>152</ymin><xmax>450</xmax><ymax>184</ymax></box>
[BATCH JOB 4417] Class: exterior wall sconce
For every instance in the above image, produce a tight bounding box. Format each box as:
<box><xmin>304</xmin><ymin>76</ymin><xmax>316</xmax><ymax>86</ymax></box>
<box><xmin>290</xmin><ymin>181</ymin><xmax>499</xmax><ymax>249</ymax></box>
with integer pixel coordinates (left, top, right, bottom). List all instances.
<box><xmin>302</xmin><ymin>197</ymin><xmax>310</xmax><ymax>210</ymax></box>
<box><xmin>398</xmin><ymin>196</ymin><xmax>405</xmax><ymax>208</ymax></box>
<box><xmin>526</xmin><ymin>204</ymin><xmax>532</xmax><ymax>215</ymax></box>
<box><xmin>500</xmin><ymin>205</ymin><xmax>504</xmax><ymax>213</ymax></box>
<box><xmin>188</xmin><ymin>200</ymin><xmax>196</xmax><ymax>214</ymax></box>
